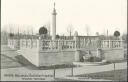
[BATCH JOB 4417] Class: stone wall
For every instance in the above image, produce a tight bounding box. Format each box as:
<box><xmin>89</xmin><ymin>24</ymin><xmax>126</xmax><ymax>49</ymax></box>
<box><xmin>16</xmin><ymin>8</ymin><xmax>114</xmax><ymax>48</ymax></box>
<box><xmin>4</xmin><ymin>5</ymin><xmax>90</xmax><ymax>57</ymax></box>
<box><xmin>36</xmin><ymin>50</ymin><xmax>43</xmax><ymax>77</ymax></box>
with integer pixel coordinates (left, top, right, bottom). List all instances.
<box><xmin>18</xmin><ymin>47</ymin><xmax>124</xmax><ymax>67</ymax></box>
<box><xmin>39</xmin><ymin>50</ymin><xmax>75</xmax><ymax>66</ymax></box>
<box><xmin>18</xmin><ymin>48</ymin><xmax>39</xmax><ymax>67</ymax></box>
<box><xmin>102</xmin><ymin>48</ymin><xmax>124</xmax><ymax>61</ymax></box>
<box><xmin>38</xmin><ymin>49</ymin><xmax>102</xmax><ymax>66</ymax></box>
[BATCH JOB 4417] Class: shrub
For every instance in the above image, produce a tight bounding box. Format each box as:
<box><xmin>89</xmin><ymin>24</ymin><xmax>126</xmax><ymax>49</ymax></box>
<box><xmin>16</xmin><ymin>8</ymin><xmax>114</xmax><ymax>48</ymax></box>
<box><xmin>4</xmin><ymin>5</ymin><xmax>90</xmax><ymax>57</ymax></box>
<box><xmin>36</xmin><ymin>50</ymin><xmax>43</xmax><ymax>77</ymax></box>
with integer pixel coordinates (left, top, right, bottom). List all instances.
<box><xmin>80</xmin><ymin>57</ymin><xmax>84</xmax><ymax>62</ymax></box>
<box><xmin>88</xmin><ymin>57</ymin><xmax>102</xmax><ymax>62</ymax></box>
<box><xmin>9</xmin><ymin>33</ymin><xmax>14</xmax><ymax>37</ymax></box>
<box><xmin>56</xmin><ymin>35</ymin><xmax>60</xmax><ymax>39</ymax></box>
<box><xmin>39</xmin><ymin>26</ymin><xmax>48</xmax><ymax>35</ymax></box>
<box><xmin>114</xmin><ymin>31</ymin><xmax>120</xmax><ymax>39</ymax></box>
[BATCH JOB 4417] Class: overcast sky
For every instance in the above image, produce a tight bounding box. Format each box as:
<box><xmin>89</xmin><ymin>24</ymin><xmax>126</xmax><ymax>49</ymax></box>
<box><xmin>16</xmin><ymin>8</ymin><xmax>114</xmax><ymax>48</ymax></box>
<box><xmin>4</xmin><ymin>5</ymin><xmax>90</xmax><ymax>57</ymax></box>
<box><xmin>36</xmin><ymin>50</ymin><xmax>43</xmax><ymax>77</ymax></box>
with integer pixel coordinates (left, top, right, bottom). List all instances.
<box><xmin>1</xmin><ymin>0</ymin><xmax>127</xmax><ymax>36</ymax></box>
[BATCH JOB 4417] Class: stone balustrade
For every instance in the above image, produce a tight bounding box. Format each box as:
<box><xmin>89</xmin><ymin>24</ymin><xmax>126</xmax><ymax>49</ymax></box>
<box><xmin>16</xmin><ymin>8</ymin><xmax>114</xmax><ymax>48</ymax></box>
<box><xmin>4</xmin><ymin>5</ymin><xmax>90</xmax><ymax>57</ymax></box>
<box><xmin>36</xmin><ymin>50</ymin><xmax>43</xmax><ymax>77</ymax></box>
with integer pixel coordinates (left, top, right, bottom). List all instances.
<box><xmin>100</xmin><ymin>40</ymin><xmax>124</xmax><ymax>48</ymax></box>
<box><xmin>39</xmin><ymin>39</ymin><xmax>124</xmax><ymax>51</ymax></box>
<box><xmin>7</xmin><ymin>38</ymin><xmax>125</xmax><ymax>66</ymax></box>
<box><xmin>8</xmin><ymin>38</ymin><xmax>124</xmax><ymax>51</ymax></box>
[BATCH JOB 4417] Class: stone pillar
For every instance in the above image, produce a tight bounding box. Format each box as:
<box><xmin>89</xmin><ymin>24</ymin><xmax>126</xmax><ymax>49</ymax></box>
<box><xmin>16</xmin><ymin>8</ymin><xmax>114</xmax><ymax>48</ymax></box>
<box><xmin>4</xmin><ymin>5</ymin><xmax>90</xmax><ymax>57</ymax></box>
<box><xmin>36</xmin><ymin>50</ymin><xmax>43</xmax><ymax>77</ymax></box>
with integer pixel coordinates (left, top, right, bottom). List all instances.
<box><xmin>58</xmin><ymin>39</ymin><xmax>62</xmax><ymax>50</ymax></box>
<box><xmin>26</xmin><ymin>39</ymin><xmax>27</xmax><ymax>48</ymax></box>
<box><xmin>31</xmin><ymin>38</ymin><xmax>33</xmax><ymax>48</ymax></box>
<box><xmin>17</xmin><ymin>39</ymin><xmax>20</xmax><ymax>50</ymax></box>
<box><xmin>74</xmin><ymin>31</ymin><xmax>79</xmax><ymax>49</ymax></box>
<box><xmin>36</xmin><ymin>39</ymin><xmax>39</xmax><ymax>50</ymax></box>
<box><xmin>51</xmin><ymin>3</ymin><xmax>57</xmax><ymax>40</ymax></box>
<box><xmin>120</xmin><ymin>39</ymin><xmax>123</xmax><ymax>48</ymax></box>
<box><xmin>109</xmin><ymin>40</ymin><xmax>111</xmax><ymax>48</ymax></box>
<box><xmin>102</xmin><ymin>41</ymin><xmax>104</xmax><ymax>48</ymax></box>
<box><xmin>97</xmin><ymin>48</ymin><xmax>101</xmax><ymax>58</ymax></box>
<box><xmin>74</xmin><ymin>31</ymin><xmax>80</xmax><ymax>62</ymax></box>
<box><xmin>39</xmin><ymin>36</ymin><xmax>42</xmax><ymax>51</ymax></box>
<box><xmin>15</xmin><ymin>37</ymin><xmax>20</xmax><ymax>50</ymax></box>
<box><xmin>75</xmin><ymin>50</ymin><xmax>80</xmax><ymax>62</ymax></box>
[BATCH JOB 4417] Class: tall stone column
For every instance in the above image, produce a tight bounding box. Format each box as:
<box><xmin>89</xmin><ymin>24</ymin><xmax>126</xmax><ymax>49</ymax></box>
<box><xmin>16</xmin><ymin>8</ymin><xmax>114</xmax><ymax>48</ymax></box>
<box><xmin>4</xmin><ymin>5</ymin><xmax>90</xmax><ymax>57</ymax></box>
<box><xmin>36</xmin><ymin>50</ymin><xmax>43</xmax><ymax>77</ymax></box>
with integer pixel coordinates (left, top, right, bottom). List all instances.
<box><xmin>52</xmin><ymin>2</ymin><xmax>57</xmax><ymax>40</ymax></box>
<box><xmin>74</xmin><ymin>31</ymin><xmax>80</xmax><ymax>62</ymax></box>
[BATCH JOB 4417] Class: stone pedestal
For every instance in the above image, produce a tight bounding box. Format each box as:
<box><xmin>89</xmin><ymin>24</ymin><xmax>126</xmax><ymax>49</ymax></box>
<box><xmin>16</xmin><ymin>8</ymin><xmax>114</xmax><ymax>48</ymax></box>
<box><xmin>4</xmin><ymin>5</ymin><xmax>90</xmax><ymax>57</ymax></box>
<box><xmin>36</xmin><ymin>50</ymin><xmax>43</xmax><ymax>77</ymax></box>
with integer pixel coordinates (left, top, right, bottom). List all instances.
<box><xmin>75</xmin><ymin>50</ymin><xmax>80</xmax><ymax>62</ymax></box>
<box><xmin>97</xmin><ymin>48</ymin><xmax>101</xmax><ymax>58</ymax></box>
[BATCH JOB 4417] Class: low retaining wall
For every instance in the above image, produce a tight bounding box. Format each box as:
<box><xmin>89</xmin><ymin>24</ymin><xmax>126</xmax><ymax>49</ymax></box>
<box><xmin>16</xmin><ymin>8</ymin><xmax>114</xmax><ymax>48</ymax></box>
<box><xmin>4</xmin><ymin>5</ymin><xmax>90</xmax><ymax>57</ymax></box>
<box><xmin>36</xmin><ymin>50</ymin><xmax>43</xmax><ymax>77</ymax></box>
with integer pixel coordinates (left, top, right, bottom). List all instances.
<box><xmin>18</xmin><ymin>49</ymin><xmax>77</xmax><ymax>67</ymax></box>
<box><xmin>18</xmin><ymin>49</ymin><xmax>99</xmax><ymax>67</ymax></box>
<box><xmin>102</xmin><ymin>48</ymin><xmax>124</xmax><ymax>61</ymax></box>
<box><xmin>39</xmin><ymin>50</ymin><xmax>75</xmax><ymax>66</ymax></box>
<box><xmin>17</xmin><ymin>47</ymin><xmax>124</xmax><ymax>67</ymax></box>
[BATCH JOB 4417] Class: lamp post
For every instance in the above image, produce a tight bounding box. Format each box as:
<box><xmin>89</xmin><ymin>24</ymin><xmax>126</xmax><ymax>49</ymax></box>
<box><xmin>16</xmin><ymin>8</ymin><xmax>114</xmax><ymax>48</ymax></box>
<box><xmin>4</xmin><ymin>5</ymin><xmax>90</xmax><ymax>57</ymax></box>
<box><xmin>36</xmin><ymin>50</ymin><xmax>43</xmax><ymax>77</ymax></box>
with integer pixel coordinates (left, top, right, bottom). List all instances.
<box><xmin>53</xmin><ymin>65</ymin><xmax>56</xmax><ymax>79</ymax></box>
<box><xmin>113</xmin><ymin>62</ymin><xmax>116</xmax><ymax>81</ymax></box>
<box><xmin>71</xmin><ymin>63</ymin><xmax>73</xmax><ymax>76</ymax></box>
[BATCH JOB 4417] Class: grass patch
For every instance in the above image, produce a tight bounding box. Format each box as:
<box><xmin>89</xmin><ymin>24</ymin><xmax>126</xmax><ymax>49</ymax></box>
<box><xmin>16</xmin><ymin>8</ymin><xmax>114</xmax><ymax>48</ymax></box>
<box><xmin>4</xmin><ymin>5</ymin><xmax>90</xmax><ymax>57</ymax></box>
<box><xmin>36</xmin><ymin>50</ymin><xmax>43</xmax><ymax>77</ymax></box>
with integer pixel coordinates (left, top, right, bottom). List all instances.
<box><xmin>1</xmin><ymin>54</ymin><xmax>22</xmax><ymax>69</ymax></box>
<box><xmin>75</xmin><ymin>69</ymin><xmax>127</xmax><ymax>81</ymax></box>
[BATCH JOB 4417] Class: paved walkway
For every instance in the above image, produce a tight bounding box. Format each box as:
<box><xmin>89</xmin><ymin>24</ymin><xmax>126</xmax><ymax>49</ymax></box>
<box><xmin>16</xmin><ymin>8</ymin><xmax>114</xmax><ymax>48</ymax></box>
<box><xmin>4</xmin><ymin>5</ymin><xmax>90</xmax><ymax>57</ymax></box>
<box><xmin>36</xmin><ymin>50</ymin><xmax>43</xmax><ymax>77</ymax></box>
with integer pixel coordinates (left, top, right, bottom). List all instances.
<box><xmin>1</xmin><ymin>61</ymin><xmax>127</xmax><ymax>81</ymax></box>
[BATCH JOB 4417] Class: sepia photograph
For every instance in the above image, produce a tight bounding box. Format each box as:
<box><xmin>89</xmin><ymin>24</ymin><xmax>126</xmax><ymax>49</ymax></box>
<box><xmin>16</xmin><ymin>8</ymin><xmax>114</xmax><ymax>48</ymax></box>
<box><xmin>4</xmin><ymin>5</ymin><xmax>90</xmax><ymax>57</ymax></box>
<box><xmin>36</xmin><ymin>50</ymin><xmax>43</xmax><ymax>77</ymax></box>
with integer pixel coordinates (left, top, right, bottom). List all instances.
<box><xmin>1</xmin><ymin>0</ymin><xmax>127</xmax><ymax>81</ymax></box>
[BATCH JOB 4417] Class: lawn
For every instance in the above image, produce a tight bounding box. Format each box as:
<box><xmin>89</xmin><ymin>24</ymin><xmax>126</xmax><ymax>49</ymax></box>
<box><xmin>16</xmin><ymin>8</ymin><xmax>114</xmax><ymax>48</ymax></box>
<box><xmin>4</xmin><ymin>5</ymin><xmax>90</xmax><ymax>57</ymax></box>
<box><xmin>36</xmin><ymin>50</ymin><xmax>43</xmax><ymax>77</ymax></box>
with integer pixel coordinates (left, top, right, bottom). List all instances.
<box><xmin>75</xmin><ymin>69</ymin><xmax>127</xmax><ymax>81</ymax></box>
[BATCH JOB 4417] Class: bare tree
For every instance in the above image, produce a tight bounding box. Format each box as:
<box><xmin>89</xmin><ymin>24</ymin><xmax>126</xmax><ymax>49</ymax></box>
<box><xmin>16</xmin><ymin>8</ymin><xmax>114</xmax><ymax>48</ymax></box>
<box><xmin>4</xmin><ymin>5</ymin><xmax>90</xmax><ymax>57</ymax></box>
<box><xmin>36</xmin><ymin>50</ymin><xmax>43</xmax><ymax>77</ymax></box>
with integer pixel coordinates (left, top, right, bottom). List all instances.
<box><xmin>45</xmin><ymin>22</ymin><xmax>50</xmax><ymax>35</ymax></box>
<box><xmin>2</xmin><ymin>24</ymin><xmax>8</xmax><ymax>33</ymax></box>
<box><xmin>30</xmin><ymin>27</ymin><xmax>34</xmax><ymax>35</ymax></box>
<box><xmin>95</xmin><ymin>32</ymin><xmax>99</xmax><ymax>36</ymax></box>
<box><xmin>67</xmin><ymin>24</ymin><xmax>74</xmax><ymax>36</ymax></box>
<box><xmin>122</xmin><ymin>33</ymin><xmax>127</xmax><ymax>43</ymax></box>
<box><xmin>23</xmin><ymin>30</ymin><xmax>26</xmax><ymax>39</ymax></box>
<box><xmin>8</xmin><ymin>24</ymin><xmax>14</xmax><ymax>34</ymax></box>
